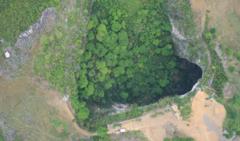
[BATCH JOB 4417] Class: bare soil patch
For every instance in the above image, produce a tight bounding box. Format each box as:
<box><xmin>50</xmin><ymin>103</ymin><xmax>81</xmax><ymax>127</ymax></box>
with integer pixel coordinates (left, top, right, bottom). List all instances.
<box><xmin>108</xmin><ymin>91</ymin><xmax>227</xmax><ymax>141</ymax></box>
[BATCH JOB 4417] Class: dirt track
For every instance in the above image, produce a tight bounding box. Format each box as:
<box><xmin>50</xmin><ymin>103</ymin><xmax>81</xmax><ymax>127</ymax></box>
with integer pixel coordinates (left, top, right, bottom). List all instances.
<box><xmin>108</xmin><ymin>91</ymin><xmax>227</xmax><ymax>141</ymax></box>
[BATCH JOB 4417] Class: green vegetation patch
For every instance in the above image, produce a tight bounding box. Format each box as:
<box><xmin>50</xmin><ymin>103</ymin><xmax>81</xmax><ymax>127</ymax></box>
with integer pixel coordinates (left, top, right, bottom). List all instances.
<box><xmin>0</xmin><ymin>0</ymin><xmax>59</xmax><ymax>44</ymax></box>
<box><xmin>175</xmin><ymin>95</ymin><xmax>192</xmax><ymax>120</ymax></box>
<box><xmin>87</xmin><ymin>105</ymin><xmax>143</xmax><ymax>130</ymax></box>
<box><xmin>0</xmin><ymin>130</ymin><xmax>4</xmax><ymax>141</ymax></box>
<box><xmin>34</xmin><ymin>0</ymin><xmax>201</xmax><ymax>131</ymax></box>
<box><xmin>201</xmin><ymin>15</ymin><xmax>240</xmax><ymax>139</ymax></box>
<box><xmin>91</xmin><ymin>130</ymin><xmax>148</xmax><ymax>141</ymax></box>
<box><xmin>78</xmin><ymin>0</ymin><xmax>176</xmax><ymax>106</ymax></box>
<box><xmin>224</xmin><ymin>92</ymin><xmax>240</xmax><ymax>137</ymax></box>
<box><xmin>202</xmin><ymin>16</ymin><xmax>228</xmax><ymax>96</ymax></box>
<box><xmin>75</xmin><ymin>0</ymin><xmax>181</xmax><ymax>129</ymax></box>
<box><xmin>34</xmin><ymin>0</ymin><xmax>91</xmax><ymax>127</ymax></box>
<box><xmin>50</xmin><ymin>118</ymin><xmax>69</xmax><ymax>139</ymax></box>
<box><xmin>164</xmin><ymin>136</ymin><xmax>194</xmax><ymax>141</ymax></box>
<box><xmin>111</xmin><ymin>131</ymin><xmax>149</xmax><ymax>141</ymax></box>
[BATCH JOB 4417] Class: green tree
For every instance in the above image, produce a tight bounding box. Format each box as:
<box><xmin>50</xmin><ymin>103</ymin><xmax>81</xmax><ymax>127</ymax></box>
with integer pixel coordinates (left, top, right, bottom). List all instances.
<box><xmin>76</xmin><ymin>106</ymin><xmax>90</xmax><ymax>121</ymax></box>
<box><xmin>84</xmin><ymin>83</ymin><xmax>95</xmax><ymax>97</ymax></box>
<box><xmin>118</xmin><ymin>31</ymin><xmax>129</xmax><ymax>46</ymax></box>
<box><xmin>96</xmin><ymin>24</ymin><xmax>108</xmax><ymax>42</ymax></box>
<box><xmin>120</xmin><ymin>92</ymin><xmax>129</xmax><ymax>101</ymax></box>
<box><xmin>111</xmin><ymin>21</ymin><xmax>122</xmax><ymax>32</ymax></box>
<box><xmin>96</xmin><ymin>127</ymin><xmax>110</xmax><ymax>141</ymax></box>
<box><xmin>87</xmin><ymin>16</ymin><xmax>99</xmax><ymax>30</ymax></box>
<box><xmin>159</xmin><ymin>79</ymin><xmax>169</xmax><ymax>88</ymax></box>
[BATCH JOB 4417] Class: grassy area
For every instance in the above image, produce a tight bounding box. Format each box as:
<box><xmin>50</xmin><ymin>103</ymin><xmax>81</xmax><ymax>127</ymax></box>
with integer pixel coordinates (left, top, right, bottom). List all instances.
<box><xmin>86</xmin><ymin>106</ymin><xmax>144</xmax><ymax>131</ymax></box>
<box><xmin>223</xmin><ymin>11</ymin><xmax>240</xmax><ymax>62</ymax></box>
<box><xmin>111</xmin><ymin>131</ymin><xmax>149</xmax><ymax>141</ymax></box>
<box><xmin>201</xmin><ymin>15</ymin><xmax>228</xmax><ymax>97</ymax></box>
<box><xmin>201</xmin><ymin>13</ymin><xmax>240</xmax><ymax>138</ymax></box>
<box><xmin>0</xmin><ymin>130</ymin><xmax>4</xmax><ymax>141</ymax></box>
<box><xmin>143</xmin><ymin>94</ymin><xmax>193</xmax><ymax>120</ymax></box>
<box><xmin>34</xmin><ymin>0</ymin><xmax>88</xmax><ymax>96</ymax></box>
<box><xmin>222</xmin><ymin>10</ymin><xmax>240</xmax><ymax>113</ymax></box>
<box><xmin>164</xmin><ymin>136</ymin><xmax>194</xmax><ymax>141</ymax></box>
<box><xmin>50</xmin><ymin>118</ymin><xmax>69</xmax><ymax>139</ymax></box>
<box><xmin>208</xmin><ymin>45</ymin><xmax>228</xmax><ymax>96</ymax></box>
<box><xmin>224</xmin><ymin>92</ymin><xmax>240</xmax><ymax>137</ymax></box>
<box><xmin>175</xmin><ymin>95</ymin><xmax>192</xmax><ymax>120</ymax></box>
<box><xmin>0</xmin><ymin>76</ymin><xmax>83</xmax><ymax>141</ymax></box>
<box><xmin>34</xmin><ymin>29</ymin><xmax>79</xmax><ymax>95</ymax></box>
<box><xmin>0</xmin><ymin>0</ymin><xmax>59</xmax><ymax>44</ymax></box>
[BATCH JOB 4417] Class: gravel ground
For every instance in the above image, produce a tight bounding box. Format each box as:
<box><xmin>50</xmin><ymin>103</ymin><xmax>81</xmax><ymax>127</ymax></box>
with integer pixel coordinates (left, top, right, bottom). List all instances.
<box><xmin>0</xmin><ymin>113</ymin><xmax>16</xmax><ymax>141</ymax></box>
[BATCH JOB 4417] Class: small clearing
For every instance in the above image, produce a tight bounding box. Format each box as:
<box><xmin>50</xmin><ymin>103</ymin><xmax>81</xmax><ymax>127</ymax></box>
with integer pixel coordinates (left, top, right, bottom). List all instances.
<box><xmin>108</xmin><ymin>91</ymin><xmax>227</xmax><ymax>141</ymax></box>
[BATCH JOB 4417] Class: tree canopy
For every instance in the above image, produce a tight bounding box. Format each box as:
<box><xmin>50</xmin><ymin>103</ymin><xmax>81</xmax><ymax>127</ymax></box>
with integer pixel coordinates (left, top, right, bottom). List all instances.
<box><xmin>76</xmin><ymin>0</ymin><xmax>177</xmax><ymax>106</ymax></box>
<box><xmin>34</xmin><ymin>0</ymin><xmax>202</xmax><ymax>129</ymax></box>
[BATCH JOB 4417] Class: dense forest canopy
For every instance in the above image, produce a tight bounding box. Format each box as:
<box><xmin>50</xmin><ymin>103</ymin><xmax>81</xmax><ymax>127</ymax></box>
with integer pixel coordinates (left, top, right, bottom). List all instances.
<box><xmin>76</xmin><ymin>0</ymin><xmax>177</xmax><ymax>106</ymax></box>
<box><xmin>34</xmin><ymin>0</ymin><xmax>202</xmax><ymax>126</ymax></box>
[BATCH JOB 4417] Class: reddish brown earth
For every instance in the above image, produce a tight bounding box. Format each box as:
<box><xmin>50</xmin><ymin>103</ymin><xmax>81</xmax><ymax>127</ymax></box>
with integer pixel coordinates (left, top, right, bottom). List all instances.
<box><xmin>108</xmin><ymin>91</ymin><xmax>226</xmax><ymax>141</ymax></box>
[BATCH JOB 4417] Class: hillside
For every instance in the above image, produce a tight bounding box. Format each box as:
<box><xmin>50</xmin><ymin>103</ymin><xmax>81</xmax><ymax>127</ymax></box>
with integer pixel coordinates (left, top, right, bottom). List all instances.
<box><xmin>0</xmin><ymin>0</ymin><xmax>240</xmax><ymax>141</ymax></box>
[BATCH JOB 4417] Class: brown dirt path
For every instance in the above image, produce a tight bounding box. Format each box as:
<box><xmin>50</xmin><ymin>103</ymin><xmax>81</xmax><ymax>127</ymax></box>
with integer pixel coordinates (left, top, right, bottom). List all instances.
<box><xmin>108</xmin><ymin>91</ymin><xmax>227</xmax><ymax>141</ymax></box>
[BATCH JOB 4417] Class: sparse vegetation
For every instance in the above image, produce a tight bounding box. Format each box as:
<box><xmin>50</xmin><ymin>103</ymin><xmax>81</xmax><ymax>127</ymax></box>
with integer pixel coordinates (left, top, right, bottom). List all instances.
<box><xmin>167</xmin><ymin>0</ymin><xmax>196</xmax><ymax>37</ymax></box>
<box><xmin>34</xmin><ymin>0</ymin><xmax>90</xmax><ymax>124</ymax></box>
<box><xmin>50</xmin><ymin>118</ymin><xmax>69</xmax><ymax>139</ymax></box>
<box><xmin>225</xmin><ymin>11</ymin><xmax>240</xmax><ymax>62</ymax></box>
<box><xmin>0</xmin><ymin>130</ymin><xmax>4</xmax><ymax>141</ymax></box>
<box><xmin>88</xmin><ymin>105</ymin><xmax>143</xmax><ymax>130</ymax></box>
<box><xmin>111</xmin><ymin>131</ymin><xmax>149</xmax><ymax>141</ymax></box>
<box><xmin>224</xmin><ymin>92</ymin><xmax>240</xmax><ymax>137</ymax></box>
<box><xmin>203</xmin><ymin>15</ymin><xmax>228</xmax><ymax>96</ymax></box>
<box><xmin>208</xmin><ymin>46</ymin><xmax>228</xmax><ymax>96</ymax></box>
<box><xmin>175</xmin><ymin>96</ymin><xmax>192</xmax><ymax>120</ymax></box>
<box><xmin>228</xmin><ymin>66</ymin><xmax>235</xmax><ymax>73</ymax></box>
<box><xmin>202</xmin><ymin>13</ymin><xmax>240</xmax><ymax>139</ymax></box>
<box><xmin>164</xmin><ymin>136</ymin><xmax>194</xmax><ymax>141</ymax></box>
<box><xmin>94</xmin><ymin>127</ymin><xmax>110</xmax><ymax>141</ymax></box>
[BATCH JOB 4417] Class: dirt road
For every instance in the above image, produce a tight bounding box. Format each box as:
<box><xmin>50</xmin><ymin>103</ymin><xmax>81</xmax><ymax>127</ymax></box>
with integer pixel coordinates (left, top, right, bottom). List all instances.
<box><xmin>108</xmin><ymin>91</ymin><xmax>227</xmax><ymax>141</ymax></box>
